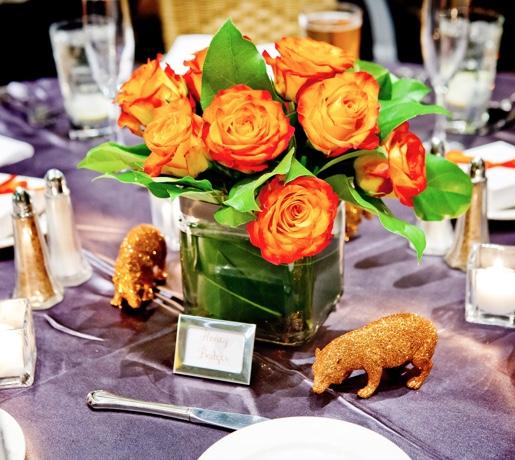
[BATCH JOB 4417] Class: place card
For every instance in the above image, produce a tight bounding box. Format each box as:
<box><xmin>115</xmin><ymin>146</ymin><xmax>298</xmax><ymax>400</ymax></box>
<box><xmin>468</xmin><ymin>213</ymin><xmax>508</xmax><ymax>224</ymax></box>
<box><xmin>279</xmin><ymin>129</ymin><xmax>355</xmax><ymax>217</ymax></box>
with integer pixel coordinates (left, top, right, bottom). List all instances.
<box><xmin>173</xmin><ymin>314</ymin><xmax>256</xmax><ymax>385</ymax></box>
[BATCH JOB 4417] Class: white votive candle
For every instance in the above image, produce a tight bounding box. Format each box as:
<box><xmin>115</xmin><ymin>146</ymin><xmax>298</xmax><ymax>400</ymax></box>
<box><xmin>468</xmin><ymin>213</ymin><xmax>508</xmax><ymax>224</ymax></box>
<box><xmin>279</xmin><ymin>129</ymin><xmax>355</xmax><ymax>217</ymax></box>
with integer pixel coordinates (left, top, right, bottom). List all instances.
<box><xmin>475</xmin><ymin>266</ymin><xmax>515</xmax><ymax>316</ymax></box>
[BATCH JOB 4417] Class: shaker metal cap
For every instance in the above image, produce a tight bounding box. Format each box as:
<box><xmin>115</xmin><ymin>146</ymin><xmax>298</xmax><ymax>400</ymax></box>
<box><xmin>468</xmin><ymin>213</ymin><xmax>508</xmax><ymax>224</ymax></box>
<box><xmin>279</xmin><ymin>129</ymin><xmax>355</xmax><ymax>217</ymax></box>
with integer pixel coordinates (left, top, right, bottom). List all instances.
<box><xmin>12</xmin><ymin>187</ymin><xmax>33</xmax><ymax>217</ymax></box>
<box><xmin>470</xmin><ymin>158</ymin><xmax>487</xmax><ymax>182</ymax></box>
<box><xmin>45</xmin><ymin>168</ymin><xmax>69</xmax><ymax>196</ymax></box>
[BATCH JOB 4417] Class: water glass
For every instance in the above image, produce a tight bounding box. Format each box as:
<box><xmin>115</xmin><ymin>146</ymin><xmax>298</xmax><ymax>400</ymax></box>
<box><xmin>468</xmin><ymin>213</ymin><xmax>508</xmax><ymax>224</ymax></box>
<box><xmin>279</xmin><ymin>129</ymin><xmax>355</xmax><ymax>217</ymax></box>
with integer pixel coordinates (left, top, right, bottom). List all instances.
<box><xmin>298</xmin><ymin>1</ymin><xmax>362</xmax><ymax>59</ymax></box>
<box><xmin>50</xmin><ymin>19</ymin><xmax>112</xmax><ymax>140</ymax></box>
<box><xmin>445</xmin><ymin>9</ymin><xmax>504</xmax><ymax>134</ymax></box>
<box><xmin>0</xmin><ymin>299</ymin><xmax>37</xmax><ymax>389</ymax></box>
<box><xmin>420</xmin><ymin>0</ymin><xmax>469</xmax><ymax>148</ymax></box>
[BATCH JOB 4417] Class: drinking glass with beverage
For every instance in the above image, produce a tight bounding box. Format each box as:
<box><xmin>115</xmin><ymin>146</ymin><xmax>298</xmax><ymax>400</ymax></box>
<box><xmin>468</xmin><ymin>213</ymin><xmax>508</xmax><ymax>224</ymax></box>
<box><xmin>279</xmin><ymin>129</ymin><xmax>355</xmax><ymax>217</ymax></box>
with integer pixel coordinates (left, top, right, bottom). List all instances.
<box><xmin>445</xmin><ymin>9</ymin><xmax>504</xmax><ymax>134</ymax></box>
<box><xmin>49</xmin><ymin>19</ymin><xmax>112</xmax><ymax>140</ymax></box>
<box><xmin>299</xmin><ymin>1</ymin><xmax>363</xmax><ymax>59</ymax></box>
<box><xmin>420</xmin><ymin>0</ymin><xmax>469</xmax><ymax>150</ymax></box>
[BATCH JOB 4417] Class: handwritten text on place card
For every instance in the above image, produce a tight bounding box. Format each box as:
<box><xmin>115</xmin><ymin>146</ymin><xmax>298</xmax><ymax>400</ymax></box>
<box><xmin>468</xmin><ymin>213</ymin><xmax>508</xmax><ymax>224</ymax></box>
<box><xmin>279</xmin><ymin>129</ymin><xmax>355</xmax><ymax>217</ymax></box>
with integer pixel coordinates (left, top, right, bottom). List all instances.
<box><xmin>183</xmin><ymin>326</ymin><xmax>245</xmax><ymax>374</ymax></box>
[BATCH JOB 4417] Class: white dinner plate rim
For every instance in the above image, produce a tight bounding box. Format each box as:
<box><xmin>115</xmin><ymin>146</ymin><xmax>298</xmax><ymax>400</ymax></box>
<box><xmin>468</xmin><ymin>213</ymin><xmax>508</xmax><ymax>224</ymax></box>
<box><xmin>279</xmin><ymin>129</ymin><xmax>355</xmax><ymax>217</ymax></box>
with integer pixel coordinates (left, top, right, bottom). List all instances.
<box><xmin>199</xmin><ymin>416</ymin><xmax>410</xmax><ymax>460</ymax></box>
<box><xmin>0</xmin><ymin>408</ymin><xmax>26</xmax><ymax>460</ymax></box>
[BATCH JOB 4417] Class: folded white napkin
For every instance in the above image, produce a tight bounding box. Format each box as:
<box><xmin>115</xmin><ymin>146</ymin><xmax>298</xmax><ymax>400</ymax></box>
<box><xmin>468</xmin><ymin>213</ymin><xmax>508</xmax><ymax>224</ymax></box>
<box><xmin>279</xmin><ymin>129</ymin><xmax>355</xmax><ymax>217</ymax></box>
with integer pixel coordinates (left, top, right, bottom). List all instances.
<box><xmin>464</xmin><ymin>141</ymin><xmax>515</xmax><ymax>212</ymax></box>
<box><xmin>0</xmin><ymin>134</ymin><xmax>34</xmax><ymax>167</ymax></box>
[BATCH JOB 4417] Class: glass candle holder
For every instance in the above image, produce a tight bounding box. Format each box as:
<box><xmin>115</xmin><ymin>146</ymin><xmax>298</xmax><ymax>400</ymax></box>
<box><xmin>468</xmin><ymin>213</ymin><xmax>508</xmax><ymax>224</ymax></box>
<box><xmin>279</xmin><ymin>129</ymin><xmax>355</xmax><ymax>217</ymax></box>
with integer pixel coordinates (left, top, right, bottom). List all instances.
<box><xmin>466</xmin><ymin>244</ymin><xmax>515</xmax><ymax>328</ymax></box>
<box><xmin>0</xmin><ymin>299</ymin><xmax>37</xmax><ymax>389</ymax></box>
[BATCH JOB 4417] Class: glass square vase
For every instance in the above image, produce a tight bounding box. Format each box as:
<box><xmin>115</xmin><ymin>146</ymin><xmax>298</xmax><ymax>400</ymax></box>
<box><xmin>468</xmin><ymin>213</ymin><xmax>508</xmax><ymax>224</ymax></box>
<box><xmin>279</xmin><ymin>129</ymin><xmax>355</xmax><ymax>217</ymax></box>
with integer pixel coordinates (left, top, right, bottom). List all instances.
<box><xmin>178</xmin><ymin>198</ymin><xmax>345</xmax><ymax>346</ymax></box>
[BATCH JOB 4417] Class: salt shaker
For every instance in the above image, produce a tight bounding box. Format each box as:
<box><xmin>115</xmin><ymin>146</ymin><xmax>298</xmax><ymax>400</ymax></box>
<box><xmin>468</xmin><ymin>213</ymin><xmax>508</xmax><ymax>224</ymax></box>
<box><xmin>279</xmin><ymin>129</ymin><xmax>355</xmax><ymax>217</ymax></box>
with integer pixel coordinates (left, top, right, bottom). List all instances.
<box><xmin>44</xmin><ymin>169</ymin><xmax>92</xmax><ymax>286</ymax></box>
<box><xmin>12</xmin><ymin>187</ymin><xmax>63</xmax><ymax>309</ymax></box>
<box><xmin>445</xmin><ymin>158</ymin><xmax>490</xmax><ymax>271</ymax></box>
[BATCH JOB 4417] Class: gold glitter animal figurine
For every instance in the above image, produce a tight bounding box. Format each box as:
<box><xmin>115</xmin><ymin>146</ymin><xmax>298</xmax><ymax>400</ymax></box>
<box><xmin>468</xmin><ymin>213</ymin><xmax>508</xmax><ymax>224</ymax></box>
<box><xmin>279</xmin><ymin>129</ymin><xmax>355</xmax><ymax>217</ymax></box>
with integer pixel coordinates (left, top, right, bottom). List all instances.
<box><xmin>111</xmin><ymin>224</ymin><xmax>167</xmax><ymax>309</ymax></box>
<box><xmin>312</xmin><ymin>313</ymin><xmax>437</xmax><ymax>398</ymax></box>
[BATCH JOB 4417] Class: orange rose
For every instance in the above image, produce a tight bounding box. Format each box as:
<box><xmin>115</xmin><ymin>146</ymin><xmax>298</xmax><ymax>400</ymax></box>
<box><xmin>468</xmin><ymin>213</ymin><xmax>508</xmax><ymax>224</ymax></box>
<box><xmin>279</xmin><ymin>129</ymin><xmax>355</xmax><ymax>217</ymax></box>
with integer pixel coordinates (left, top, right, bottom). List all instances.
<box><xmin>184</xmin><ymin>48</ymin><xmax>207</xmax><ymax>101</ymax></box>
<box><xmin>354</xmin><ymin>154</ymin><xmax>393</xmax><ymax>197</ymax></box>
<box><xmin>143</xmin><ymin>99</ymin><xmax>209</xmax><ymax>178</ymax></box>
<box><xmin>384</xmin><ymin>122</ymin><xmax>426</xmax><ymax>207</ymax></box>
<box><xmin>116</xmin><ymin>54</ymin><xmax>189</xmax><ymax>136</ymax></box>
<box><xmin>297</xmin><ymin>72</ymin><xmax>380</xmax><ymax>157</ymax></box>
<box><xmin>263</xmin><ymin>37</ymin><xmax>354</xmax><ymax>101</ymax></box>
<box><xmin>202</xmin><ymin>85</ymin><xmax>294</xmax><ymax>173</ymax></box>
<box><xmin>247</xmin><ymin>176</ymin><xmax>339</xmax><ymax>265</ymax></box>
<box><xmin>354</xmin><ymin>123</ymin><xmax>426</xmax><ymax>206</ymax></box>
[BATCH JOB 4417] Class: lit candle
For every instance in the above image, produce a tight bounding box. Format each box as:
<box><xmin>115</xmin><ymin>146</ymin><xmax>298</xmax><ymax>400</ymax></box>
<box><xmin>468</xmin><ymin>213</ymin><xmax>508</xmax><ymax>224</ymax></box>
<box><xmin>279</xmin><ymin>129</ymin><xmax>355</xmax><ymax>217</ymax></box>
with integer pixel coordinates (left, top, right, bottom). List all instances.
<box><xmin>475</xmin><ymin>263</ymin><xmax>515</xmax><ymax>316</ymax></box>
<box><xmin>0</xmin><ymin>306</ymin><xmax>26</xmax><ymax>378</ymax></box>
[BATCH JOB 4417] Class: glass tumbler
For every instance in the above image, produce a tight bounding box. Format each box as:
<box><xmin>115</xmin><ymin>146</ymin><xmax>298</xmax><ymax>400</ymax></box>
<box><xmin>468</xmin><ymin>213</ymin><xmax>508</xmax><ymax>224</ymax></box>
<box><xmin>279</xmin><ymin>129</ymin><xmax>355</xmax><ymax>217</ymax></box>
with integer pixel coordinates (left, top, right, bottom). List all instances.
<box><xmin>0</xmin><ymin>299</ymin><xmax>37</xmax><ymax>389</ymax></box>
<box><xmin>50</xmin><ymin>19</ymin><xmax>112</xmax><ymax>140</ymax></box>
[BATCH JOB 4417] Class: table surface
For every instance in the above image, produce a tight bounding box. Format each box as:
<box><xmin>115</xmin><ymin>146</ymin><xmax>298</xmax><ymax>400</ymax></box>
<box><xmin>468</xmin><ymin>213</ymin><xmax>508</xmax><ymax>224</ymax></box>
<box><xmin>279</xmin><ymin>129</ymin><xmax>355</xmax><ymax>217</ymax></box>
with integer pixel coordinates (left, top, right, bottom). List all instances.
<box><xmin>0</xmin><ymin>74</ymin><xmax>514</xmax><ymax>460</ymax></box>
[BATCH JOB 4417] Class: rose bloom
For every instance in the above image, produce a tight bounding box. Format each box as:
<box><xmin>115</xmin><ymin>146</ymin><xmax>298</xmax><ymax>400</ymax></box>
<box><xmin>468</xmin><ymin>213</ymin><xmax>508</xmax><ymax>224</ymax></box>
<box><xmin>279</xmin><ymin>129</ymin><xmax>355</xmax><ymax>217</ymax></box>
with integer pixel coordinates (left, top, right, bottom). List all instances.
<box><xmin>247</xmin><ymin>176</ymin><xmax>339</xmax><ymax>265</ymax></box>
<box><xmin>384</xmin><ymin>122</ymin><xmax>426</xmax><ymax>206</ymax></box>
<box><xmin>184</xmin><ymin>48</ymin><xmax>207</xmax><ymax>101</ymax></box>
<box><xmin>116</xmin><ymin>54</ymin><xmax>189</xmax><ymax>136</ymax></box>
<box><xmin>263</xmin><ymin>37</ymin><xmax>354</xmax><ymax>101</ymax></box>
<box><xmin>202</xmin><ymin>84</ymin><xmax>294</xmax><ymax>173</ymax></box>
<box><xmin>354</xmin><ymin>123</ymin><xmax>426</xmax><ymax>207</ymax></box>
<box><xmin>354</xmin><ymin>153</ymin><xmax>393</xmax><ymax>197</ymax></box>
<box><xmin>297</xmin><ymin>72</ymin><xmax>380</xmax><ymax>157</ymax></box>
<box><xmin>143</xmin><ymin>99</ymin><xmax>209</xmax><ymax>178</ymax></box>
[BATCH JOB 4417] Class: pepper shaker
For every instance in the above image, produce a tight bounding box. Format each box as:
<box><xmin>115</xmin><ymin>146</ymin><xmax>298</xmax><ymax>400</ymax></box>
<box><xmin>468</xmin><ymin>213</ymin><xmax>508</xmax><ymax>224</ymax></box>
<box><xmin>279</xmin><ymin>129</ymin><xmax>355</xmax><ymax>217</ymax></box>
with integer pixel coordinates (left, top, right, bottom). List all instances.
<box><xmin>12</xmin><ymin>187</ymin><xmax>63</xmax><ymax>309</ymax></box>
<box><xmin>45</xmin><ymin>169</ymin><xmax>92</xmax><ymax>286</ymax></box>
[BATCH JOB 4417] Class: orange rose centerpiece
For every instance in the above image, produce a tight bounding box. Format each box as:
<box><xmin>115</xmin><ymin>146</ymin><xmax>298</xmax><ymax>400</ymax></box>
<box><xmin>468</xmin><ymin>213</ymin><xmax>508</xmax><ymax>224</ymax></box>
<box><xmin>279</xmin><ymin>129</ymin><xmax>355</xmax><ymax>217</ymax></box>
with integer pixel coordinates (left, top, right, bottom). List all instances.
<box><xmin>202</xmin><ymin>84</ymin><xmax>294</xmax><ymax>173</ymax></box>
<box><xmin>79</xmin><ymin>19</ymin><xmax>471</xmax><ymax>344</ymax></box>
<box><xmin>297</xmin><ymin>72</ymin><xmax>380</xmax><ymax>156</ymax></box>
<box><xmin>355</xmin><ymin>122</ymin><xmax>426</xmax><ymax>207</ymax></box>
<box><xmin>264</xmin><ymin>37</ymin><xmax>354</xmax><ymax>101</ymax></box>
<box><xmin>116</xmin><ymin>54</ymin><xmax>189</xmax><ymax>135</ymax></box>
<box><xmin>184</xmin><ymin>48</ymin><xmax>207</xmax><ymax>101</ymax></box>
<box><xmin>143</xmin><ymin>99</ymin><xmax>209</xmax><ymax>178</ymax></box>
<box><xmin>248</xmin><ymin>176</ymin><xmax>339</xmax><ymax>265</ymax></box>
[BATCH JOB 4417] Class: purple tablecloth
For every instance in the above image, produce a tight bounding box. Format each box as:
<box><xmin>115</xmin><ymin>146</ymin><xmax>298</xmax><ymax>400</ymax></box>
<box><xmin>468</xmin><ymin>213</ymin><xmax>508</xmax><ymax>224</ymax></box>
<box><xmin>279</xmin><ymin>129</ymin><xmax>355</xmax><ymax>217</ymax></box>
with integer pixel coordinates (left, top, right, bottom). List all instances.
<box><xmin>0</xmin><ymin>75</ymin><xmax>514</xmax><ymax>460</ymax></box>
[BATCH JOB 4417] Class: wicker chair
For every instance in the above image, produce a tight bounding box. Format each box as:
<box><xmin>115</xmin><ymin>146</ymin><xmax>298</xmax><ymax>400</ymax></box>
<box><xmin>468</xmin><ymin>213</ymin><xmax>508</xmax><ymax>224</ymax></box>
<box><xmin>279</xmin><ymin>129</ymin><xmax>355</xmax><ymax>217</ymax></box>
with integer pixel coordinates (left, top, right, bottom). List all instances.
<box><xmin>157</xmin><ymin>0</ymin><xmax>336</xmax><ymax>50</ymax></box>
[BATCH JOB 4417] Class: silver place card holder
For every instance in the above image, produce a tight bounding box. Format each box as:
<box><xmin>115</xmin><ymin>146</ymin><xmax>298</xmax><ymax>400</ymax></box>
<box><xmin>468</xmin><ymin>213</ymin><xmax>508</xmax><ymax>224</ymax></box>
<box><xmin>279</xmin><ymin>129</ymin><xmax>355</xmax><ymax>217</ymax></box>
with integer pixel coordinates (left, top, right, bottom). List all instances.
<box><xmin>173</xmin><ymin>314</ymin><xmax>256</xmax><ymax>385</ymax></box>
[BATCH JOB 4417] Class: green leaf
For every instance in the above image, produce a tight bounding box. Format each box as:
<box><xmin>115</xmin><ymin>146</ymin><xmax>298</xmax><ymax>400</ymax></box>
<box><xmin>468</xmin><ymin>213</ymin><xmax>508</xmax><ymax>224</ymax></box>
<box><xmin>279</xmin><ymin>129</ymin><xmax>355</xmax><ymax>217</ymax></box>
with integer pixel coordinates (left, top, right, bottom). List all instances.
<box><xmin>77</xmin><ymin>142</ymin><xmax>149</xmax><ymax>173</ymax></box>
<box><xmin>200</xmin><ymin>19</ymin><xmax>274</xmax><ymax>110</ymax></box>
<box><xmin>379</xmin><ymin>100</ymin><xmax>449</xmax><ymax>140</ymax></box>
<box><xmin>224</xmin><ymin>146</ymin><xmax>295</xmax><ymax>212</ymax></box>
<box><xmin>391</xmin><ymin>78</ymin><xmax>431</xmax><ymax>102</ymax></box>
<box><xmin>285</xmin><ymin>157</ymin><xmax>314</xmax><ymax>182</ymax></box>
<box><xmin>152</xmin><ymin>175</ymin><xmax>214</xmax><ymax>191</ymax></box>
<box><xmin>214</xmin><ymin>206</ymin><xmax>255</xmax><ymax>227</ymax></box>
<box><xmin>316</xmin><ymin>149</ymin><xmax>383</xmax><ymax>176</ymax></box>
<box><xmin>356</xmin><ymin>60</ymin><xmax>392</xmax><ymax>99</ymax></box>
<box><xmin>99</xmin><ymin>170</ymin><xmax>154</xmax><ymax>187</ymax></box>
<box><xmin>326</xmin><ymin>174</ymin><xmax>426</xmax><ymax>259</ymax></box>
<box><xmin>413</xmin><ymin>155</ymin><xmax>472</xmax><ymax>220</ymax></box>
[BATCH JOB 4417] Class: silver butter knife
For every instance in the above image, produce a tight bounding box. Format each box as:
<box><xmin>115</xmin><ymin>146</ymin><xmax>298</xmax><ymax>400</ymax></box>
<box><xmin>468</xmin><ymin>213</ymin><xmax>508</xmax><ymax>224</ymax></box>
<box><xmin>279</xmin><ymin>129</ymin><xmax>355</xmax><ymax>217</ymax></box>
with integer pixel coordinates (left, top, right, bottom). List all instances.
<box><xmin>86</xmin><ymin>390</ymin><xmax>269</xmax><ymax>431</ymax></box>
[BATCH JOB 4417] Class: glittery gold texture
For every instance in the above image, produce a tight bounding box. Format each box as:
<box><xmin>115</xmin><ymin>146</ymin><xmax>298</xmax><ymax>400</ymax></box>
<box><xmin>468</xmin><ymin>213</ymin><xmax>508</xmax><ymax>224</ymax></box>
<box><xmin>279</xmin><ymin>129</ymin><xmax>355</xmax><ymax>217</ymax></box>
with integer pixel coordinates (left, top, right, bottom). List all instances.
<box><xmin>345</xmin><ymin>203</ymin><xmax>372</xmax><ymax>241</ymax></box>
<box><xmin>111</xmin><ymin>224</ymin><xmax>167</xmax><ymax>309</ymax></box>
<box><xmin>312</xmin><ymin>313</ymin><xmax>437</xmax><ymax>398</ymax></box>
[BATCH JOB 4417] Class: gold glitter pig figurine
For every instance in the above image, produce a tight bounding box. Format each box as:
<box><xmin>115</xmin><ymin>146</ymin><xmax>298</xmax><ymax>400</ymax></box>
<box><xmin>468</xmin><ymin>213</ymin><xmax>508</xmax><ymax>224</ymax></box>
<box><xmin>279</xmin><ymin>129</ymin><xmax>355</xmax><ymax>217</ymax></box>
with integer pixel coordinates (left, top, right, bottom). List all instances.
<box><xmin>111</xmin><ymin>224</ymin><xmax>167</xmax><ymax>309</ymax></box>
<box><xmin>312</xmin><ymin>313</ymin><xmax>437</xmax><ymax>398</ymax></box>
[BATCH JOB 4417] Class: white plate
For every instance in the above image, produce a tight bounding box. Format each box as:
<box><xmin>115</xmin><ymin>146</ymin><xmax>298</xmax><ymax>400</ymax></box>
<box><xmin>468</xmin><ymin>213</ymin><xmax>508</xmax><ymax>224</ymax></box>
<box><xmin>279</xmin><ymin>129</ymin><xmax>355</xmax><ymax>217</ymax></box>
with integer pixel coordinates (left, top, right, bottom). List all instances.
<box><xmin>199</xmin><ymin>416</ymin><xmax>411</xmax><ymax>460</ymax></box>
<box><xmin>0</xmin><ymin>409</ymin><xmax>26</xmax><ymax>460</ymax></box>
<box><xmin>488</xmin><ymin>207</ymin><xmax>515</xmax><ymax>221</ymax></box>
<box><xmin>0</xmin><ymin>173</ymin><xmax>46</xmax><ymax>248</ymax></box>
